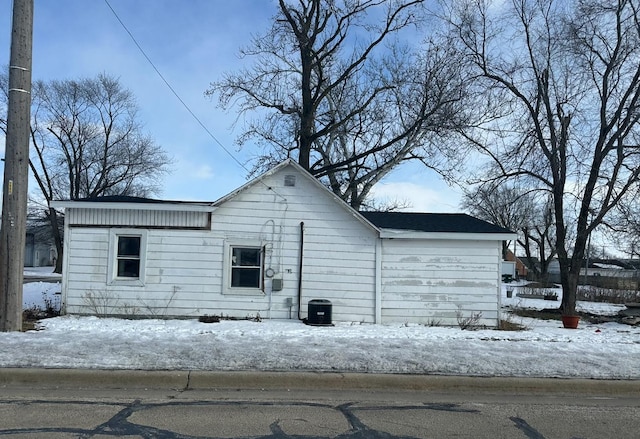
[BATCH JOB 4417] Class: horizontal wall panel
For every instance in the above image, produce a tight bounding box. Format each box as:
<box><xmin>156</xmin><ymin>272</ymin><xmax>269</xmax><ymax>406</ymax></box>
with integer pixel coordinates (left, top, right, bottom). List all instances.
<box><xmin>379</xmin><ymin>237</ymin><xmax>501</xmax><ymax>327</ymax></box>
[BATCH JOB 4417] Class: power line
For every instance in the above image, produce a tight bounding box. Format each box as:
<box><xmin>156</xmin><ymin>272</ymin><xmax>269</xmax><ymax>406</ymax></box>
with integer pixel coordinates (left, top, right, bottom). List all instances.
<box><xmin>102</xmin><ymin>0</ymin><xmax>250</xmax><ymax>176</ymax></box>
<box><xmin>102</xmin><ymin>0</ymin><xmax>289</xmax><ymax>203</ymax></box>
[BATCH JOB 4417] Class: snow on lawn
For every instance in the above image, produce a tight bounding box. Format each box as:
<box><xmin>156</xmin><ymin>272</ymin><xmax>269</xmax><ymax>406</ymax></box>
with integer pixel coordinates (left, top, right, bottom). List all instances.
<box><xmin>502</xmin><ymin>282</ymin><xmax>629</xmax><ymax>316</ymax></box>
<box><xmin>23</xmin><ymin>281</ymin><xmax>62</xmax><ymax>311</ymax></box>
<box><xmin>0</xmin><ymin>280</ymin><xmax>638</xmax><ymax>378</ymax></box>
<box><xmin>23</xmin><ymin>266</ymin><xmax>61</xmax><ymax>279</ymax></box>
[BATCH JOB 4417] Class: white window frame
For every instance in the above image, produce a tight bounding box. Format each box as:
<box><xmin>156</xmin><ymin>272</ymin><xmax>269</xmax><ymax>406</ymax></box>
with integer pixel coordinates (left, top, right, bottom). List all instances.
<box><xmin>108</xmin><ymin>229</ymin><xmax>147</xmax><ymax>286</ymax></box>
<box><xmin>222</xmin><ymin>240</ymin><xmax>264</xmax><ymax>295</ymax></box>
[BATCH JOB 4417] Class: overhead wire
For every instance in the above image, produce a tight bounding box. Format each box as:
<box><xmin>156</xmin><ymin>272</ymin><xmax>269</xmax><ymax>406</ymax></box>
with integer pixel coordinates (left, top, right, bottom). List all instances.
<box><xmin>102</xmin><ymin>0</ymin><xmax>290</xmax><ymax>202</ymax></box>
<box><xmin>102</xmin><ymin>0</ymin><xmax>250</xmax><ymax>176</ymax></box>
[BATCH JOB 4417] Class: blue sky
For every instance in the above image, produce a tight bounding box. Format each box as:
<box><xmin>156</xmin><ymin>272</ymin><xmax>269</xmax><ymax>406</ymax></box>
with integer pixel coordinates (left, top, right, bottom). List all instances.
<box><xmin>0</xmin><ymin>0</ymin><xmax>461</xmax><ymax>212</ymax></box>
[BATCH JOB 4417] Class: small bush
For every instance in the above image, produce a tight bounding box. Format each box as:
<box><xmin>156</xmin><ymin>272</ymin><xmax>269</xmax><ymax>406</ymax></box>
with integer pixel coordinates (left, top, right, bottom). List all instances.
<box><xmin>497</xmin><ymin>319</ymin><xmax>527</xmax><ymax>331</ymax></box>
<box><xmin>456</xmin><ymin>307</ymin><xmax>483</xmax><ymax>330</ymax></box>
<box><xmin>518</xmin><ymin>286</ymin><xmax>558</xmax><ymax>297</ymax></box>
<box><xmin>23</xmin><ymin>292</ymin><xmax>61</xmax><ymax>321</ymax></box>
<box><xmin>82</xmin><ymin>290</ymin><xmax>119</xmax><ymax>317</ymax></box>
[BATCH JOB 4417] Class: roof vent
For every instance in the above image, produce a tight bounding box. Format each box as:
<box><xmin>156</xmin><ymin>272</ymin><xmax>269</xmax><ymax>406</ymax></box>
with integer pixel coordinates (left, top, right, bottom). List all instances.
<box><xmin>284</xmin><ymin>175</ymin><xmax>296</xmax><ymax>187</ymax></box>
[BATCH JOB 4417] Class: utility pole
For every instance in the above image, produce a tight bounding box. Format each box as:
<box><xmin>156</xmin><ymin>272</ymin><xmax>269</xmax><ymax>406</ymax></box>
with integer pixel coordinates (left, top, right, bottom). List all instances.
<box><xmin>0</xmin><ymin>0</ymin><xmax>34</xmax><ymax>332</ymax></box>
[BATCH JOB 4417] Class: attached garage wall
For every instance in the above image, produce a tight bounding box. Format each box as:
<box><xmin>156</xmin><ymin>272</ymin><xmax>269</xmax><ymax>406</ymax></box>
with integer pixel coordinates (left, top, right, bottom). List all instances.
<box><xmin>380</xmin><ymin>238</ymin><xmax>501</xmax><ymax>326</ymax></box>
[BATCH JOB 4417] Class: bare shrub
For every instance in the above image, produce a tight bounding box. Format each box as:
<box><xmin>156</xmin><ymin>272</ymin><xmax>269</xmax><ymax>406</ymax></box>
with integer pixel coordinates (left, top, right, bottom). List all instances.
<box><xmin>456</xmin><ymin>306</ymin><xmax>483</xmax><ymax>330</ymax></box>
<box><xmin>137</xmin><ymin>287</ymin><xmax>178</xmax><ymax>317</ymax></box>
<box><xmin>81</xmin><ymin>290</ymin><xmax>120</xmax><ymax>317</ymax></box>
<box><xmin>497</xmin><ymin>312</ymin><xmax>528</xmax><ymax>331</ymax></box>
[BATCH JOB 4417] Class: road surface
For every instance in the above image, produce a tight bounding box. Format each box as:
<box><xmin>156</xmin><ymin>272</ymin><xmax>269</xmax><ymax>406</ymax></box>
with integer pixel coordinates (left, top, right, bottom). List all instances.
<box><xmin>1</xmin><ymin>374</ymin><xmax>639</xmax><ymax>438</ymax></box>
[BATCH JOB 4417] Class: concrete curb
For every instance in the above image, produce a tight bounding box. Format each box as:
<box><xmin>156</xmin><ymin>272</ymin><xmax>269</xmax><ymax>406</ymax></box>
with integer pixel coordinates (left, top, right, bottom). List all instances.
<box><xmin>2</xmin><ymin>368</ymin><xmax>640</xmax><ymax>395</ymax></box>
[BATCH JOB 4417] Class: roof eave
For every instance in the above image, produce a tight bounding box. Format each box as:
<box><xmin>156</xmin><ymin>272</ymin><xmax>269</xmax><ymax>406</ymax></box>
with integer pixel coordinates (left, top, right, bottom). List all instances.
<box><xmin>50</xmin><ymin>200</ymin><xmax>217</xmax><ymax>213</ymax></box>
<box><xmin>379</xmin><ymin>229</ymin><xmax>517</xmax><ymax>241</ymax></box>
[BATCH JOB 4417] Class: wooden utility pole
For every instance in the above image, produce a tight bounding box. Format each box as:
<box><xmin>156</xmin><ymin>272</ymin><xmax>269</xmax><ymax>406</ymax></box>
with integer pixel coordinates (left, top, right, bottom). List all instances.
<box><xmin>0</xmin><ymin>0</ymin><xmax>34</xmax><ymax>332</ymax></box>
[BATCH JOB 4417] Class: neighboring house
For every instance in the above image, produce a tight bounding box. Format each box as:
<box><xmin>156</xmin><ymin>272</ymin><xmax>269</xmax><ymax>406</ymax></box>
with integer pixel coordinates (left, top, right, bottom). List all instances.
<box><xmin>24</xmin><ymin>225</ymin><xmax>57</xmax><ymax>268</ymax></box>
<box><xmin>520</xmin><ymin>256</ymin><xmax>541</xmax><ymax>278</ymax></box>
<box><xmin>51</xmin><ymin>160</ymin><xmax>514</xmax><ymax>327</ymax></box>
<box><xmin>584</xmin><ymin>259</ymin><xmax>640</xmax><ymax>290</ymax></box>
<box><xmin>0</xmin><ymin>218</ymin><xmax>56</xmax><ymax>267</ymax></box>
<box><xmin>547</xmin><ymin>258</ymin><xmax>640</xmax><ymax>289</ymax></box>
<box><xmin>504</xmin><ymin>249</ymin><xmax>528</xmax><ymax>279</ymax></box>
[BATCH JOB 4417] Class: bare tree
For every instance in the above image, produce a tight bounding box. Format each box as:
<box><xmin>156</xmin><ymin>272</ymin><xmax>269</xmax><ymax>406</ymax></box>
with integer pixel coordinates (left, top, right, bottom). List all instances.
<box><xmin>462</xmin><ymin>184</ymin><xmax>557</xmax><ymax>281</ymax></box>
<box><xmin>520</xmin><ymin>200</ymin><xmax>557</xmax><ymax>282</ymax></box>
<box><xmin>461</xmin><ymin>183</ymin><xmax>531</xmax><ymax>256</ymax></box>
<box><xmin>607</xmin><ymin>196</ymin><xmax>640</xmax><ymax>260</ymax></box>
<box><xmin>444</xmin><ymin>0</ymin><xmax>640</xmax><ymax>315</ymax></box>
<box><xmin>1</xmin><ymin>72</ymin><xmax>170</xmax><ymax>273</ymax></box>
<box><xmin>208</xmin><ymin>0</ymin><xmax>466</xmax><ymax>209</ymax></box>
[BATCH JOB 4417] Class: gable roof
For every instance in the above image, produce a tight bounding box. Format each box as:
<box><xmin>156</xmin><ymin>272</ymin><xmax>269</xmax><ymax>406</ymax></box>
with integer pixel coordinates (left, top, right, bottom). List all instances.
<box><xmin>212</xmin><ymin>159</ymin><xmax>380</xmax><ymax>233</ymax></box>
<box><xmin>50</xmin><ymin>161</ymin><xmax>514</xmax><ymax>240</ymax></box>
<box><xmin>360</xmin><ymin>211</ymin><xmax>513</xmax><ymax>234</ymax></box>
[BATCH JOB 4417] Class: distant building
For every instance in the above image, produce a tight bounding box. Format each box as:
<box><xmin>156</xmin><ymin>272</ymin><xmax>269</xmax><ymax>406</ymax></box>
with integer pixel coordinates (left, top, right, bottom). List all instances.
<box><xmin>24</xmin><ymin>221</ymin><xmax>57</xmax><ymax>267</ymax></box>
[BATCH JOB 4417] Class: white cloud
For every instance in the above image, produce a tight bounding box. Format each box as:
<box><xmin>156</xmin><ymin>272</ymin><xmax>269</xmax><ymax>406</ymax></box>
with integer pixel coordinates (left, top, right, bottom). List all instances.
<box><xmin>194</xmin><ymin>164</ymin><xmax>215</xmax><ymax>180</ymax></box>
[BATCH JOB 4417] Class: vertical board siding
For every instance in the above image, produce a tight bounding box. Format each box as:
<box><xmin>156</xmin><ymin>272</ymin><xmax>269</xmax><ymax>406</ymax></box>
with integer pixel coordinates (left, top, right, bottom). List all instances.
<box><xmin>67</xmin><ymin>208</ymin><xmax>209</xmax><ymax>228</ymax></box>
<box><xmin>380</xmin><ymin>238</ymin><xmax>501</xmax><ymax>326</ymax></box>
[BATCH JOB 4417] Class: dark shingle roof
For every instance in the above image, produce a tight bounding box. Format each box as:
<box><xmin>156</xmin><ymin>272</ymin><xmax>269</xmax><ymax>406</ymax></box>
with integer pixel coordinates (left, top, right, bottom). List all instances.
<box><xmin>359</xmin><ymin>212</ymin><xmax>513</xmax><ymax>234</ymax></box>
<box><xmin>74</xmin><ymin>195</ymin><xmax>210</xmax><ymax>205</ymax></box>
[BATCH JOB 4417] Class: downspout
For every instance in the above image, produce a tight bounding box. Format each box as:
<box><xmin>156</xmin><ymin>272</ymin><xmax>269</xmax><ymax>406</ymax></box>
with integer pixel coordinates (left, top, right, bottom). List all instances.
<box><xmin>375</xmin><ymin>238</ymin><xmax>382</xmax><ymax>323</ymax></box>
<box><xmin>297</xmin><ymin>221</ymin><xmax>304</xmax><ymax>320</ymax></box>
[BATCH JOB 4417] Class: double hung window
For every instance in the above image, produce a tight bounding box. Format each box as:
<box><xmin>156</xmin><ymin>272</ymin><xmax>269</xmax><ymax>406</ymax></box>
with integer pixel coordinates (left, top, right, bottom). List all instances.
<box><xmin>117</xmin><ymin>236</ymin><xmax>141</xmax><ymax>278</ymax></box>
<box><xmin>230</xmin><ymin>246</ymin><xmax>262</xmax><ymax>288</ymax></box>
<box><xmin>109</xmin><ymin>230</ymin><xmax>146</xmax><ymax>285</ymax></box>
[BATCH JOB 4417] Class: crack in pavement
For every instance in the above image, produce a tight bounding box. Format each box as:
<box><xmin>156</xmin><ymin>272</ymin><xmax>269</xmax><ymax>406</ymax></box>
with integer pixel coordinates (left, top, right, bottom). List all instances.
<box><xmin>0</xmin><ymin>399</ymin><xmax>560</xmax><ymax>438</ymax></box>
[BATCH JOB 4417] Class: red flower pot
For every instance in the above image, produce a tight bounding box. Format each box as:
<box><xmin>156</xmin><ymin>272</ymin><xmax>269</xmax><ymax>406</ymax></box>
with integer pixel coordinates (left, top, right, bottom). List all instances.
<box><xmin>561</xmin><ymin>315</ymin><xmax>580</xmax><ymax>329</ymax></box>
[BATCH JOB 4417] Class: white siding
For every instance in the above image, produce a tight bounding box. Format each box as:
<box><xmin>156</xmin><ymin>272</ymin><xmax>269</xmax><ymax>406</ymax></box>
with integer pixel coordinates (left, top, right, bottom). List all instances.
<box><xmin>61</xmin><ymin>163</ymin><xmax>503</xmax><ymax>325</ymax></box>
<box><xmin>209</xmin><ymin>168</ymin><xmax>377</xmax><ymax>322</ymax></box>
<box><xmin>64</xmin><ymin>228</ymin><xmax>223</xmax><ymax>317</ymax></box>
<box><xmin>67</xmin><ymin>208</ymin><xmax>210</xmax><ymax>228</ymax></box>
<box><xmin>380</xmin><ymin>238</ymin><xmax>501</xmax><ymax>326</ymax></box>
<box><xmin>63</xmin><ymin>164</ymin><xmax>378</xmax><ymax>322</ymax></box>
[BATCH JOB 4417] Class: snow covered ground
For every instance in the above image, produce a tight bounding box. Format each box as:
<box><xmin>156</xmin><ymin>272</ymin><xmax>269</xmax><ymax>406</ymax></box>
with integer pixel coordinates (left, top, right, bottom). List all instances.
<box><xmin>2</xmin><ymin>275</ymin><xmax>639</xmax><ymax>379</ymax></box>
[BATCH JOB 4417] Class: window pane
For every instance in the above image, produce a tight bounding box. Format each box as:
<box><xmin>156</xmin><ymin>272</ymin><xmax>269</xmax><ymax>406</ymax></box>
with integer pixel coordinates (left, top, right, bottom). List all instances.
<box><xmin>231</xmin><ymin>267</ymin><xmax>260</xmax><ymax>287</ymax></box>
<box><xmin>232</xmin><ymin>247</ymin><xmax>260</xmax><ymax>267</ymax></box>
<box><xmin>118</xmin><ymin>259</ymin><xmax>140</xmax><ymax>278</ymax></box>
<box><xmin>118</xmin><ymin>236</ymin><xmax>141</xmax><ymax>257</ymax></box>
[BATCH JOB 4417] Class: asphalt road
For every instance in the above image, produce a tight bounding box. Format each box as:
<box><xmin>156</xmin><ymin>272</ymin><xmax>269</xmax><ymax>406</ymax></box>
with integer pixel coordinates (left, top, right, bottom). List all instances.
<box><xmin>1</xmin><ymin>370</ymin><xmax>639</xmax><ymax>438</ymax></box>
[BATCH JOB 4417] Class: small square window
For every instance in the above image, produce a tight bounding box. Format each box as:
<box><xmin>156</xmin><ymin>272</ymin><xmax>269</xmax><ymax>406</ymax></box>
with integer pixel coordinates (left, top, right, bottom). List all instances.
<box><xmin>117</xmin><ymin>236</ymin><xmax>141</xmax><ymax>278</ymax></box>
<box><xmin>230</xmin><ymin>247</ymin><xmax>262</xmax><ymax>289</ymax></box>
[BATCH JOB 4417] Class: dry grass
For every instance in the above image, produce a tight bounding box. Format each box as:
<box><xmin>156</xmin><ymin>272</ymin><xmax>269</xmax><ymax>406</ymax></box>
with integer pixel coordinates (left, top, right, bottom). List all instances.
<box><xmin>497</xmin><ymin>318</ymin><xmax>528</xmax><ymax>331</ymax></box>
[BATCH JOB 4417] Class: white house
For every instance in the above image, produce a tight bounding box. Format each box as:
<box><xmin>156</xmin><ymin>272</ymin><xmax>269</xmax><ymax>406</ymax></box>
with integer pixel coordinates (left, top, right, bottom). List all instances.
<box><xmin>51</xmin><ymin>160</ymin><xmax>514</xmax><ymax>327</ymax></box>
